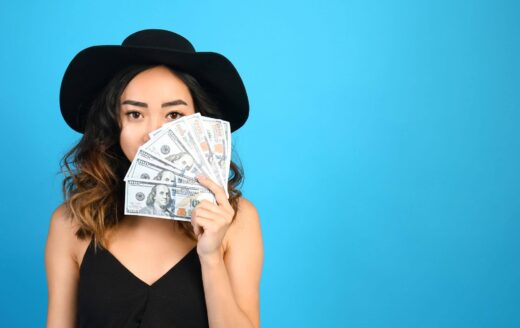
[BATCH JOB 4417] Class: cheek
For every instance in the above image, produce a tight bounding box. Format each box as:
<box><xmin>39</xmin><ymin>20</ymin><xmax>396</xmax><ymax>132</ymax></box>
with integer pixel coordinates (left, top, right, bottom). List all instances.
<box><xmin>186</xmin><ymin>106</ymin><xmax>196</xmax><ymax>115</ymax></box>
<box><xmin>119</xmin><ymin>126</ymin><xmax>143</xmax><ymax>161</ymax></box>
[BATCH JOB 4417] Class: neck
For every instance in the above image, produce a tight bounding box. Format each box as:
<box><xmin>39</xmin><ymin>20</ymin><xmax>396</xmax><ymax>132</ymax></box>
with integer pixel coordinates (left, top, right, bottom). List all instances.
<box><xmin>119</xmin><ymin>215</ymin><xmax>180</xmax><ymax>239</ymax></box>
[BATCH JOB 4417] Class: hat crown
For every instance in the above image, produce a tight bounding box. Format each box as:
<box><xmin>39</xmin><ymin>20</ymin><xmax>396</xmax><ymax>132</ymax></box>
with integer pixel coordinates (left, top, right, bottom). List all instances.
<box><xmin>122</xmin><ymin>29</ymin><xmax>195</xmax><ymax>53</ymax></box>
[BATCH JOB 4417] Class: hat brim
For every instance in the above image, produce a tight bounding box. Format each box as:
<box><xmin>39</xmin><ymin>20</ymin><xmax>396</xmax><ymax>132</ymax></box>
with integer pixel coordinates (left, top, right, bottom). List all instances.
<box><xmin>60</xmin><ymin>45</ymin><xmax>249</xmax><ymax>133</ymax></box>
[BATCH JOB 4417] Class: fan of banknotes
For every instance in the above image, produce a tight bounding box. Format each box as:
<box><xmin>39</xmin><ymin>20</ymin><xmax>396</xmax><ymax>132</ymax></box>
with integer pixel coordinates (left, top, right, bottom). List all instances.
<box><xmin>124</xmin><ymin>113</ymin><xmax>231</xmax><ymax>222</ymax></box>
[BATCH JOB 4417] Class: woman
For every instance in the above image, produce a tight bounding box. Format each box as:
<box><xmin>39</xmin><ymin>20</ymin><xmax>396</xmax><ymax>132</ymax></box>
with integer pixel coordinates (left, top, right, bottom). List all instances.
<box><xmin>45</xmin><ymin>29</ymin><xmax>263</xmax><ymax>328</ymax></box>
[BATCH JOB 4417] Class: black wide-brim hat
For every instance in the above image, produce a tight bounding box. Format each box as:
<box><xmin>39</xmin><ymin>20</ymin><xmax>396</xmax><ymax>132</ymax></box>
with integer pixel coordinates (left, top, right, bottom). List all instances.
<box><xmin>60</xmin><ymin>29</ymin><xmax>249</xmax><ymax>133</ymax></box>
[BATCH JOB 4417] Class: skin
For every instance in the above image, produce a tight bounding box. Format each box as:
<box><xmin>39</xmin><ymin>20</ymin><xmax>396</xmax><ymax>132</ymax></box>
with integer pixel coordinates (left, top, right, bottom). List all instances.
<box><xmin>45</xmin><ymin>65</ymin><xmax>264</xmax><ymax>328</ymax></box>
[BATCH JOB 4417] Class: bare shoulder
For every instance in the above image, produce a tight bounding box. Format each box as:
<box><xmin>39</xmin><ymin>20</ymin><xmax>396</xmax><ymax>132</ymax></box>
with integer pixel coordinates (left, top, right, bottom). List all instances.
<box><xmin>45</xmin><ymin>203</ymin><xmax>85</xmax><ymax>326</ymax></box>
<box><xmin>224</xmin><ymin>196</ymin><xmax>263</xmax><ymax>258</ymax></box>
<box><xmin>225</xmin><ymin>197</ymin><xmax>262</xmax><ymax>247</ymax></box>
<box><xmin>46</xmin><ymin>203</ymin><xmax>85</xmax><ymax>268</ymax></box>
<box><xmin>236</xmin><ymin>197</ymin><xmax>260</xmax><ymax>219</ymax></box>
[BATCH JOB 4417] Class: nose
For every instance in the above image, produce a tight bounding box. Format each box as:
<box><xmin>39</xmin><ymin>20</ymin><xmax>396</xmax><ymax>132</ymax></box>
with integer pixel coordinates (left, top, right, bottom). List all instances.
<box><xmin>148</xmin><ymin>115</ymin><xmax>165</xmax><ymax>133</ymax></box>
<box><xmin>148</xmin><ymin>114</ymin><xmax>164</xmax><ymax>133</ymax></box>
<box><xmin>140</xmin><ymin>114</ymin><xmax>164</xmax><ymax>144</ymax></box>
<box><xmin>141</xmin><ymin>132</ymin><xmax>150</xmax><ymax>144</ymax></box>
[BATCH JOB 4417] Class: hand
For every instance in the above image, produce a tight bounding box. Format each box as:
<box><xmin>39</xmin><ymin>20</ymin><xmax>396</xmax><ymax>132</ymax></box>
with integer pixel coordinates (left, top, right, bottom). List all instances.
<box><xmin>191</xmin><ymin>175</ymin><xmax>235</xmax><ymax>260</ymax></box>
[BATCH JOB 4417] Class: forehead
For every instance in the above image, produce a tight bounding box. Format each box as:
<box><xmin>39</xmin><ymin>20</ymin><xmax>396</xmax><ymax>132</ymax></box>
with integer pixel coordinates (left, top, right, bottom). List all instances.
<box><xmin>156</xmin><ymin>185</ymin><xmax>170</xmax><ymax>192</ymax></box>
<box><xmin>121</xmin><ymin>65</ymin><xmax>192</xmax><ymax>100</ymax></box>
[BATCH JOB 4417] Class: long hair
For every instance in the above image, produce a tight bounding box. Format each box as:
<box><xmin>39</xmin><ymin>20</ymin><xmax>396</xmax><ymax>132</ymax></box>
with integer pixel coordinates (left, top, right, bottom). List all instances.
<box><xmin>60</xmin><ymin>64</ymin><xmax>244</xmax><ymax>250</ymax></box>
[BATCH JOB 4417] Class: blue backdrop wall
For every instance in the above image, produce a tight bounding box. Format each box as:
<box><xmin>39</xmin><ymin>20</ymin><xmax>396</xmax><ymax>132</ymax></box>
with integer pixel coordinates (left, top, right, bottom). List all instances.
<box><xmin>0</xmin><ymin>0</ymin><xmax>518</xmax><ymax>327</ymax></box>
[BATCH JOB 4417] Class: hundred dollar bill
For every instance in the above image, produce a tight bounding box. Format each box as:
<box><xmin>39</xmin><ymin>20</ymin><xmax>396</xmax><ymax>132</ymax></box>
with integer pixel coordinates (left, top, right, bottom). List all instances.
<box><xmin>125</xmin><ymin>152</ymin><xmax>197</xmax><ymax>186</ymax></box>
<box><xmin>140</xmin><ymin>112</ymin><xmax>231</xmax><ymax>193</ymax></box>
<box><xmin>141</xmin><ymin>128</ymin><xmax>204</xmax><ymax>179</ymax></box>
<box><xmin>167</xmin><ymin>120</ymin><xmax>220</xmax><ymax>184</ymax></box>
<box><xmin>222</xmin><ymin>120</ymin><xmax>231</xmax><ymax>180</ymax></box>
<box><xmin>202</xmin><ymin>117</ymin><xmax>231</xmax><ymax>186</ymax></box>
<box><xmin>124</xmin><ymin>179</ymin><xmax>215</xmax><ymax>221</ymax></box>
<box><xmin>184</xmin><ymin>114</ymin><xmax>225</xmax><ymax>187</ymax></box>
<box><xmin>126</xmin><ymin>149</ymin><xmax>179</xmax><ymax>179</ymax></box>
<box><xmin>149</xmin><ymin>126</ymin><xmax>164</xmax><ymax>139</ymax></box>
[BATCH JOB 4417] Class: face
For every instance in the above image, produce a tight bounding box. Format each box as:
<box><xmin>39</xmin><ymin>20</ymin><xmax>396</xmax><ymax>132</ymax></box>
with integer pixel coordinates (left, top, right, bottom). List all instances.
<box><xmin>177</xmin><ymin>153</ymin><xmax>194</xmax><ymax>170</ymax></box>
<box><xmin>159</xmin><ymin>170</ymin><xmax>175</xmax><ymax>183</ymax></box>
<box><xmin>154</xmin><ymin>185</ymin><xmax>171</xmax><ymax>208</ymax></box>
<box><xmin>119</xmin><ymin>65</ymin><xmax>196</xmax><ymax>161</ymax></box>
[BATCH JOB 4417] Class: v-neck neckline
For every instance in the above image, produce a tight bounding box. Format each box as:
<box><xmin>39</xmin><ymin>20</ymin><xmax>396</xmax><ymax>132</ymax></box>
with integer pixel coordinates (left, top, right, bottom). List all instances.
<box><xmin>90</xmin><ymin>239</ymin><xmax>197</xmax><ymax>288</ymax></box>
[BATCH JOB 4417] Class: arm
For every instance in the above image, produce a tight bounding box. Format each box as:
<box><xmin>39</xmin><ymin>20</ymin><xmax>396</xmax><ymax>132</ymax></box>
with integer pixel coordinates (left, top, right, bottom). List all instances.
<box><xmin>190</xmin><ymin>175</ymin><xmax>264</xmax><ymax>328</ymax></box>
<box><xmin>199</xmin><ymin>198</ymin><xmax>264</xmax><ymax>328</ymax></box>
<box><xmin>44</xmin><ymin>204</ymin><xmax>80</xmax><ymax>328</ymax></box>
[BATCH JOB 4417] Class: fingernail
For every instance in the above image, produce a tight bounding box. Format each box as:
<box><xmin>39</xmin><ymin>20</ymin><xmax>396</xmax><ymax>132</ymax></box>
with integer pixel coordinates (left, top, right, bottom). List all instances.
<box><xmin>197</xmin><ymin>175</ymin><xmax>206</xmax><ymax>181</ymax></box>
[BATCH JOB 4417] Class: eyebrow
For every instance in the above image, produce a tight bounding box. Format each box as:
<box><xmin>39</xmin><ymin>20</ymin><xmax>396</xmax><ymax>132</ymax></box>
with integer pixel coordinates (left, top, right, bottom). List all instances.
<box><xmin>121</xmin><ymin>99</ymin><xmax>188</xmax><ymax>108</ymax></box>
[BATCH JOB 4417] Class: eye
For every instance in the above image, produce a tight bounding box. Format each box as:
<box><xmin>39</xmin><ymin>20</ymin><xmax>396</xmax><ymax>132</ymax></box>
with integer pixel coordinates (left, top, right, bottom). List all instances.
<box><xmin>125</xmin><ymin>111</ymin><xmax>142</xmax><ymax>120</ymax></box>
<box><xmin>166</xmin><ymin>112</ymin><xmax>183</xmax><ymax>120</ymax></box>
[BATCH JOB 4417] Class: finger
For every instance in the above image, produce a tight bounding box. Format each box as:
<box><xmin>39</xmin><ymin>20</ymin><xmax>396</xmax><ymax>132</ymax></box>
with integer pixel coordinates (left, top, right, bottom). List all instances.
<box><xmin>196</xmin><ymin>200</ymin><xmax>227</xmax><ymax>215</ymax></box>
<box><xmin>199</xmin><ymin>203</ymin><xmax>233</xmax><ymax>224</ymax></box>
<box><xmin>192</xmin><ymin>216</ymin><xmax>217</xmax><ymax>233</ymax></box>
<box><xmin>191</xmin><ymin>216</ymin><xmax>203</xmax><ymax>238</ymax></box>
<box><xmin>197</xmin><ymin>175</ymin><xmax>231</xmax><ymax>208</ymax></box>
<box><xmin>191</xmin><ymin>207</ymin><xmax>220</xmax><ymax>226</ymax></box>
<box><xmin>192</xmin><ymin>207</ymin><xmax>220</xmax><ymax>221</ymax></box>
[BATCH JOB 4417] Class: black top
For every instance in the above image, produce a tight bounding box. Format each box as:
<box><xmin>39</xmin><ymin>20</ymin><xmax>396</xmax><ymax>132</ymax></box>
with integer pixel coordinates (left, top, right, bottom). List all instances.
<box><xmin>76</xmin><ymin>238</ymin><xmax>209</xmax><ymax>328</ymax></box>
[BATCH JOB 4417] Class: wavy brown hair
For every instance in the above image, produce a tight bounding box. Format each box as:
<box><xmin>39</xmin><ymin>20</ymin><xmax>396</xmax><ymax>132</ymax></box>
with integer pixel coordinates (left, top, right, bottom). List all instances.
<box><xmin>60</xmin><ymin>64</ymin><xmax>244</xmax><ymax>250</ymax></box>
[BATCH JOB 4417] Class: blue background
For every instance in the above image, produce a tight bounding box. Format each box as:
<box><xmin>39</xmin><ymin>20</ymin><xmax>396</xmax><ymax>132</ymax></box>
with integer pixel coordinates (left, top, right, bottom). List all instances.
<box><xmin>1</xmin><ymin>0</ymin><xmax>518</xmax><ymax>327</ymax></box>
